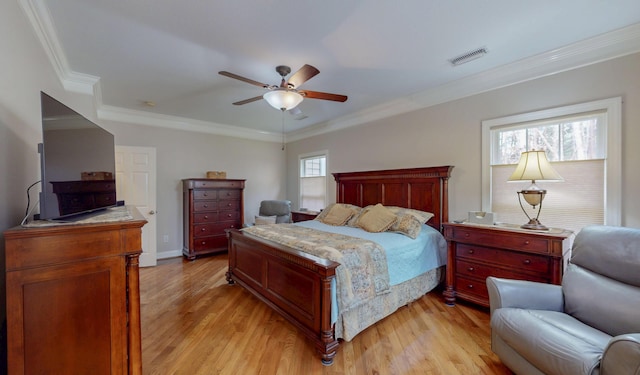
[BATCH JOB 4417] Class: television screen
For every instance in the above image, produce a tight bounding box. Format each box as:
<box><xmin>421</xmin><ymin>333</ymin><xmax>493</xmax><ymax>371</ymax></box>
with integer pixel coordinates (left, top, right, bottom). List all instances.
<box><xmin>39</xmin><ymin>92</ymin><xmax>117</xmax><ymax>220</ymax></box>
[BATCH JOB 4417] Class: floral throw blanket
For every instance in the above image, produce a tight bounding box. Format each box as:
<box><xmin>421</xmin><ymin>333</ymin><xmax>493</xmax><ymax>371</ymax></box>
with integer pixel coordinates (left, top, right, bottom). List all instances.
<box><xmin>242</xmin><ymin>224</ymin><xmax>390</xmax><ymax>313</ymax></box>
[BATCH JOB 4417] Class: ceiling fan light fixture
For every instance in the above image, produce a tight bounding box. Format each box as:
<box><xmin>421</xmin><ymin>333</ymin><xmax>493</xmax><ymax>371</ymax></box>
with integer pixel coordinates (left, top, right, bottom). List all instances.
<box><xmin>263</xmin><ymin>89</ymin><xmax>303</xmax><ymax>111</ymax></box>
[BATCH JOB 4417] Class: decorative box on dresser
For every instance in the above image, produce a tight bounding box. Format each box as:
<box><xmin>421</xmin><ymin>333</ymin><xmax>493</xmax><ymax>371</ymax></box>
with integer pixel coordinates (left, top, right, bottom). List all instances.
<box><xmin>183</xmin><ymin>178</ymin><xmax>245</xmax><ymax>260</ymax></box>
<box><xmin>4</xmin><ymin>207</ymin><xmax>147</xmax><ymax>375</ymax></box>
<box><xmin>442</xmin><ymin>222</ymin><xmax>573</xmax><ymax>307</ymax></box>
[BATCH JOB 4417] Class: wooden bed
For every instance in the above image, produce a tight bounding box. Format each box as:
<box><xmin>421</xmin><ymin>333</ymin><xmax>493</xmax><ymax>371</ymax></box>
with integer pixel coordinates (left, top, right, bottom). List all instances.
<box><xmin>225</xmin><ymin>166</ymin><xmax>453</xmax><ymax>364</ymax></box>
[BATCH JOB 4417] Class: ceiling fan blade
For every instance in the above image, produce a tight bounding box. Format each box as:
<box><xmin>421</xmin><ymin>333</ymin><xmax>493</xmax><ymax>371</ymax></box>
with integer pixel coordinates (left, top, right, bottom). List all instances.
<box><xmin>287</xmin><ymin>64</ymin><xmax>320</xmax><ymax>89</ymax></box>
<box><xmin>219</xmin><ymin>71</ymin><xmax>269</xmax><ymax>88</ymax></box>
<box><xmin>300</xmin><ymin>90</ymin><xmax>348</xmax><ymax>102</ymax></box>
<box><xmin>232</xmin><ymin>95</ymin><xmax>264</xmax><ymax>105</ymax></box>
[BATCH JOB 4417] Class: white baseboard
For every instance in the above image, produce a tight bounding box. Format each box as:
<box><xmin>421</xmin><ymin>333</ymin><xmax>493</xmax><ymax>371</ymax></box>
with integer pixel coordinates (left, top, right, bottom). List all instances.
<box><xmin>157</xmin><ymin>249</ymin><xmax>182</xmax><ymax>260</ymax></box>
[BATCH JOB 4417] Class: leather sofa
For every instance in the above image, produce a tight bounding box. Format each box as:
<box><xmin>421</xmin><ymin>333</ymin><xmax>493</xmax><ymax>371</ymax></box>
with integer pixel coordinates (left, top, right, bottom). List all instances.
<box><xmin>487</xmin><ymin>225</ymin><xmax>640</xmax><ymax>375</ymax></box>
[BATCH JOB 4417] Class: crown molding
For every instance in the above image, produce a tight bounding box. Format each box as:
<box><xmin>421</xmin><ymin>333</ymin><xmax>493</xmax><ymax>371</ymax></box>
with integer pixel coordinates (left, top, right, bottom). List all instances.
<box><xmin>20</xmin><ymin>0</ymin><xmax>99</xmax><ymax>95</ymax></box>
<box><xmin>97</xmin><ymin>105</ymin><xmax>282</xmax><ymax>142</ymax></box>
<box><xmin>22</xmin><ymin>0</ymin><xmax>640</xmax><ymax>143</ymax></box>
<box><xmin>291</xmin><ymin>23</ymin><xmax>640</xmax><ymax>141</ymax></box>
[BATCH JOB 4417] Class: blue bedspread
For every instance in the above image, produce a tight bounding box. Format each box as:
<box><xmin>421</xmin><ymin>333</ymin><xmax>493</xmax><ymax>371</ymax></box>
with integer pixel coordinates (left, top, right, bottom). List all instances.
<box><xmin>294</xmin><ymin>220</ymin><xmax>447</xmax><ymax>285</ymax></box>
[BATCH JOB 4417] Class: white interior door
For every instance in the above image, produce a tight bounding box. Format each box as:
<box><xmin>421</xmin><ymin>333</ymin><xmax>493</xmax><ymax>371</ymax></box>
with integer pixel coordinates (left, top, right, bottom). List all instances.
<box><xmin>115</xmin><ymin>146</ymin><xmax>157</xmax><ymax>267</ymax></box>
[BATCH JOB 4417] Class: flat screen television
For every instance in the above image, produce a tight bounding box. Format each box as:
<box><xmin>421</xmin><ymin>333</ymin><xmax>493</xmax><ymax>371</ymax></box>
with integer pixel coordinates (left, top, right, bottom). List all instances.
<box><xmin>38</xmin><ymin>92</ymin><xmax>118</xmax><ymax>221</ymax></box>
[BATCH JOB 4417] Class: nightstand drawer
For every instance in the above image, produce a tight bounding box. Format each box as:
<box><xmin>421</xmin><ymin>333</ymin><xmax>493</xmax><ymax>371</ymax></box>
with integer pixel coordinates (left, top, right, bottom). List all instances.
<box><xmin>456</xmin><ymin>244</ymin><xmax>550</xmax><ymax>273</ymax></box>
<box><xmin>451</xmin><ymin>227</ymin><xmax>551</xmax><ymax>254</ymax></box>
<box><xmin>291</xmin><ymin>211</ymin><xmax>319</xmax><ymax>223</ymax></box>
<box><xmin>455</xmin><ymin>275</ymin><xmax>489</xmax><ymax>302</ymax></box>
<box><xmin>456</xmin><ymin>259</ymin><xmax>549</xmax><ymax>282</ymax></box>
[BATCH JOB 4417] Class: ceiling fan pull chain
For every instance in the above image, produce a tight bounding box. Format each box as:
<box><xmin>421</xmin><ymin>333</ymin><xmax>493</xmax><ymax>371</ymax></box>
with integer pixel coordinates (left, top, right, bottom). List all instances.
<box><xmin>281</xmin><ymin>109</ymin><xmax>285</xmax><ymax>151</ymax></box>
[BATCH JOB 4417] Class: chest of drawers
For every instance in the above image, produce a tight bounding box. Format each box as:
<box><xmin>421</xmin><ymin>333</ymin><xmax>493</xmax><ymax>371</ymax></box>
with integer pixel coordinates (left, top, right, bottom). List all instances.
<box><xmin>50</xmin><ymin>180</ymin><xmax>117</xmax><ymax>216</ymax></box>
<box><xmin>442</xmin><ymin>223</ymin><xmax>573</xmax><ymax>307</ymax></box>
<box><xmin>183</xmin><ymin>179</ymin><xmax>245</xmax><ymax>260</ymax></box>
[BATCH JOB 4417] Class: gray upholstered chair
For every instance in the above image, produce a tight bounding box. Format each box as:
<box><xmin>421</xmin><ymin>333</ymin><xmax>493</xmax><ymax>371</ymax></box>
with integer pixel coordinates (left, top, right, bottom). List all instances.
<box><xmin>487</xmin><ymin>225</ymin><xmax>640</xmax><ymax>375</ymax></box>
<box><xmin>258</xmin><ymin>200</ymin><xmax>291</xmax><ymax>224</ymax></box>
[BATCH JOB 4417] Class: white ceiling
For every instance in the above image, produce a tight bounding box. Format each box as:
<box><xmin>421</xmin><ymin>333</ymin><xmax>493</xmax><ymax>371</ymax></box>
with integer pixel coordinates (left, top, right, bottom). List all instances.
<box><xmin>27</xmin><ymin>0</ymin><xmax>640</xmax><ymax>141</ymax></box>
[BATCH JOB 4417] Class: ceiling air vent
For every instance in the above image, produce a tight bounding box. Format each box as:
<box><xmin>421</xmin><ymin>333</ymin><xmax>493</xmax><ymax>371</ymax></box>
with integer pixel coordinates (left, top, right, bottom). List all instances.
<box><xmin>448</xmin><ymin>47</ymin><xmax>488</xmax><ymax>66</ymax></box>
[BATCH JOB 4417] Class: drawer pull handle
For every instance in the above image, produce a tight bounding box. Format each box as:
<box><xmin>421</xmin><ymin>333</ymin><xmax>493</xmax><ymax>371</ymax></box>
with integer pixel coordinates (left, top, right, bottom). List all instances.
<box><xmin>468</xmin><ymin>249</ymin><xmax>474</xmax><ymax>254</ymax></box>
<box><xmin>465</xmin><ymin>233</ymin><xmax>470</xmax><ymax>237</ymax></box>
<box><xmin>524</xmin><ymin>240</ymin><xmax>530</xmax><ymax>245</ymax></box>
<box><xmin>467</xmin><ymin>284</ymin><xmax>474</xmax><ymax>289</ymax></box>
<box><xmin>203</xmin><ymin>204</ymin><xmax>208</xmax><ymax>208</ymax></box>
<box><xmin>523</xmin><ymin>259</ymin><xmax>531</xmax><ymax>265</ymax></box>
<box><xmin>203</xmin><ymin>193</ymin><xmax>208</xmax><ymax>196</ymax></box>
<box><xmin>467</xmin><ymin>267</ymin><xmax>474</xmax><ymax>272</ymax></box>
<box><xmin>201</xmin><ymin>228</ymin><xmax>206</xmax><ymax>232</ymax></box>
<box><xmin>204</xmin><ymin>215</ymin><xmax>209</xmax><ymax>219</ymax></box>
<box><xmin>201</xmin><ymin>241</ymin><xmax>206</xmax><ymax>245</ymax></box>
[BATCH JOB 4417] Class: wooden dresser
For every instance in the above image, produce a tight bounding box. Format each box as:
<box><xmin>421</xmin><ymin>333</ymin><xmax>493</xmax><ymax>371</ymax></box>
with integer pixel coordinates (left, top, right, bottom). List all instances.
<box><xmin>442</xmin><ymin>222</ymin><xmax>573</xmax><ymax>307</ymax></box>
<box><xmin>182</xmin><ymin>179</ymin><xmax>245</xmax><ymax>260</ymax></box>
<box><xmin>50</xmin><ymin>180</ymin><xmax>117</xmax><ymax>216</ymax></box>
<box><xmin>4</xmin><ymin>207</ymin><xmax>146</xmax><ymax>375</ymax></box>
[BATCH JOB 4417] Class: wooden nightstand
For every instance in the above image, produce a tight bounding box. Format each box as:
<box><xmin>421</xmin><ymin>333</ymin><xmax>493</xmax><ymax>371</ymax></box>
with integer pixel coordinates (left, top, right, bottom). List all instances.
<box><xmin>291</xmin><ymin>210</ymin><xmax>319</xmax><ymax>222</ymax></box>
<box><xmin>442</xmin><ymin>222</ymin><xmax>573</xmax><ymax>307</ymax></box>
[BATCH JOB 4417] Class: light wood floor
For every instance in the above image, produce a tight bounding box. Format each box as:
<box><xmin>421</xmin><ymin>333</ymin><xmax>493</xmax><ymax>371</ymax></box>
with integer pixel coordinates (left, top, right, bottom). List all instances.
<box><xmin>139</xmin><ymin>254</ymin><xmax>513</xmax><ymax>375</ymax></box>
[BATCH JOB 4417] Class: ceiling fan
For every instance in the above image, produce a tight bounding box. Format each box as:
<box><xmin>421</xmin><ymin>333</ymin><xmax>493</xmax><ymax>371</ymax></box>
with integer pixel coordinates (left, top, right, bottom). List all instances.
<box><xmin>218</xmin><ymin>64</ymin><xmax>348</xmax><ymax>111</ymax></box>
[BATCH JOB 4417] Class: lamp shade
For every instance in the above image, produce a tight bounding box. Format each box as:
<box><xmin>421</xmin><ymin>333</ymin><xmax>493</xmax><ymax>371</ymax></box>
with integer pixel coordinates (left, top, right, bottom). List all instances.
<box><xmin>263</xmin><ymin>89</ymin><xmax>303</xmax><ymax>111</ymax></box>
<box><xmin>508</xmin><ymin>150</ymin><xmax>563</xmax><ymax>182</ymax></box>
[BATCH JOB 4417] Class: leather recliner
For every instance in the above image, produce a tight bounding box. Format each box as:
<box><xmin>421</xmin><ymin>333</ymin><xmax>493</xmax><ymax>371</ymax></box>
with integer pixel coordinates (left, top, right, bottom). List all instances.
<box><xmin>487</xmin><ymin>225</ymin><xmax>640</xmax><ymax>375</ymax></box>
<box><xmin>258</xmin><ymin>200</ymin><xmax>292</xmax><ymax>224</ymax></box>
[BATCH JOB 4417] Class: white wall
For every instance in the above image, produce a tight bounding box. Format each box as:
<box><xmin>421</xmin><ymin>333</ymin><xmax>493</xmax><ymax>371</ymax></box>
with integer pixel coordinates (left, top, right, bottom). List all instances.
<box><xmin>287</xmin><ymin>52</ymin><xmax>640</xmax><ymax>229</ymax></box>
<box><xmin>0</xmin><ymin>0</ymin><xmax>286</xmax><ymax>333</ymax></box>
<box><xmin>101</xmin><ymin>121</ymin><xmax>286</xmax><ymax>258</ymax></box>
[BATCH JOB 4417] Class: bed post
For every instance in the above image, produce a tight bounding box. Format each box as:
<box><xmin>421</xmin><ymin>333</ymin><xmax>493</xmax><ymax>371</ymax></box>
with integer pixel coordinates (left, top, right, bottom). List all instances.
<box><xmin>441</xmin><ymin>171</ymin><xmax>451</xmax><ymax>230</ymax></box>
<box><xmin>318</xmin><ymin>276</ymin><xmax>339</xmax><ymax>365</ymax></box>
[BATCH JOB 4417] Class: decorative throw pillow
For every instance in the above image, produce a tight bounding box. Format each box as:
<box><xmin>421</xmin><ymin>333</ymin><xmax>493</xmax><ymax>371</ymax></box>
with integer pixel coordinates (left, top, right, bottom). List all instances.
<box><xmin>386</xmin><ymin>206</ymin><xmax>434</xmax><ymax>224</ymax></box>
<box><xmin>315</xmin><ymin>203</ymin><xmax>361</xmax><ymax>222</ymax></box>
<box><xmin>389</xmin><ymin>213</ymin><xmax>422</xmax><ymax>239</ymax></box>
<box><xmin>319</xmin><ymin>204</ymin><xmax>355</xmax><ymax>226</ymax></box>
<box><xmin>357</xmin><ymin>203</ymin><xmax>397</xmax><ymax>233</ymax></box>
<box><xmin>347</xmin><ymin>205</ymin><xmax>369</xmax><ymax>227</ymax></box>
<box><xmin>255</xmin><ymin>215</ymin><xmax>277</xmax><ymax>225</ymax></box>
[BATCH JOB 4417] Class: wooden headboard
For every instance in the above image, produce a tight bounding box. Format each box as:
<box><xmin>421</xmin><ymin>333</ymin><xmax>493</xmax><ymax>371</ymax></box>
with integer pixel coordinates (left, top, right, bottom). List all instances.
<box><xmin>333</xmin><ymin>166</ymin><xmax>454</xmax><ymax>231</ymax></box>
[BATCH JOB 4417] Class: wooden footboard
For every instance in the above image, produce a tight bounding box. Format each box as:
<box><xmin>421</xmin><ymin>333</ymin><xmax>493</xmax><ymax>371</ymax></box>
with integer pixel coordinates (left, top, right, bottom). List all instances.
<box><xmin>225</xmin><ymin>228</ymin><xmax>340</xmax><ymax>365</ymax></box>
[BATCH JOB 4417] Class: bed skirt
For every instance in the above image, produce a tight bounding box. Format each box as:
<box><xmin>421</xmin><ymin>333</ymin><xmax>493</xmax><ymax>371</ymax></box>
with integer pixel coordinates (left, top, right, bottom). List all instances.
<box><xmin>335</xmin><ymin>266</ymin><xmax>444</xmax><ymax>341</ymax></box>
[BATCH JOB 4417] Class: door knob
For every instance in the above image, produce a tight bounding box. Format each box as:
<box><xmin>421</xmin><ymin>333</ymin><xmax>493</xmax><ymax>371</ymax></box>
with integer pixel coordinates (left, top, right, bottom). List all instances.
<box><xmin>149</xmin><ymin>210</ymin><xmax>156</xmax><ymax>215</ymax></box>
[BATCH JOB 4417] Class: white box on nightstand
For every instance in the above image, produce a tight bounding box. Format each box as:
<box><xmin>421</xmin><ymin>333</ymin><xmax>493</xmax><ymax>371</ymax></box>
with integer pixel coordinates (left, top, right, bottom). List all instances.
<box><xmin>467</xmin><ymin>211</ymin><xmax>495</xmax><ymax>225</ymax></box>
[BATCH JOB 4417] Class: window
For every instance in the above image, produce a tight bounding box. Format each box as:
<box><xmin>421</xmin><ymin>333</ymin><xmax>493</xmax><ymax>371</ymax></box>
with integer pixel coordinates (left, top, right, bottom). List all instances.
<box><xmin>299</xmin><ymin>152</ymin><xmax>327</xmax><ymax>212</ymax></box>
<box><xmin>482</xmin><ymin>98</ymin><xmax>621</xmax><ymax>233</ymax></box>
